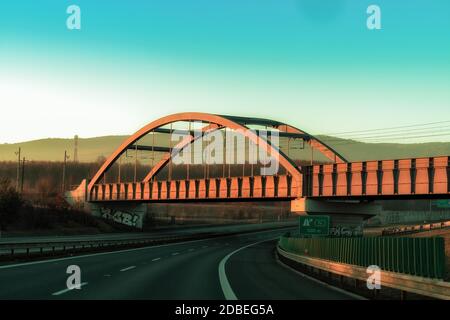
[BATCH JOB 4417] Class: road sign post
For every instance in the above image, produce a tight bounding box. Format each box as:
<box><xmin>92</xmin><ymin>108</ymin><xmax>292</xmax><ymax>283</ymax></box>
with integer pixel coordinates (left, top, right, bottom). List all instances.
<box><xmin>299</xmin><ymin>215</ymin><xmax>330</xmax><ymax>237</ymax></box>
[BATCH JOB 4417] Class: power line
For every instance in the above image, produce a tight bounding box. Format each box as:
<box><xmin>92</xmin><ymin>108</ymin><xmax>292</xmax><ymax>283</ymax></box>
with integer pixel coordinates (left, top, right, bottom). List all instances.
<box><xmin>320</xmin><ymin>120</ymin><xmax>450</xmax><ymax>136</ymax></box>
<box><xmin>321</xmin><ymin>132</ymin><xmax>450</xmax><ymax>146</ymax></box>
<box><xmin>354</xmin><ymin>131</ymin><xmax>450</xmax><ymax>141</ymax></box>
<box><xmin>327</xmin><ymin>124</ymin><xmax>450</xmax><ymax>139</ymax></box>
<box><xmin>361</xmin><ymin>132</ymin><xmax>450</xmax><ymax>142</ymax></box>
<box><xmin>323</xmin><ymin>129</ymin><xmax>450</xmax><ymax>142</ymax></box>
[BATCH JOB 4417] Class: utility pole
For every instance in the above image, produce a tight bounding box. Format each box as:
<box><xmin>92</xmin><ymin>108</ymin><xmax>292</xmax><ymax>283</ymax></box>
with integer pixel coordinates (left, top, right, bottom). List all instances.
<box><xmin>62</xmin><ymin>150</ymin><xmax>70</xmax><ymax>193</ymax></box>
<box><xmin>20</xmin><ymin>157</ymin><xmax>25</xmax><ymax>193</ymax></box>
<box><xmin>15</xmin><ymin>148</ymin><xmax>21</xmax><ymax>191</ymax></box>
<box><xmin>169</xmin><ymin>123</ymin><xmax>173</xmax><ymax>181</ymax></box>
<box><xmin>118</xmin><ymin>155</ymin><xmax>121</xmax><ymax>183</ymax></box>
<box><xmin>73</xmin><ymin>135</ymin><xmax>79</xmax><ymax>163</ymax></box>
<box><xmin>134</xmin><ymin>144</ymin><xmax>138</xmax><ymax>183</ymax></box>
<box><xmin>187</xmin><ymin>123</ymin><xmax>191</xmax><ymax>180</ymax></box>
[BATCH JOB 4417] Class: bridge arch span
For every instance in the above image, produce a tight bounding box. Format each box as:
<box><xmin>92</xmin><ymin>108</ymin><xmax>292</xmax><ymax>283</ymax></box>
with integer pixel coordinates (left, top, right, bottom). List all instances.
<box><xmin>87</xmin><ymin>112</ymin><xmax>346</xmax><ymax>193</ymax></box>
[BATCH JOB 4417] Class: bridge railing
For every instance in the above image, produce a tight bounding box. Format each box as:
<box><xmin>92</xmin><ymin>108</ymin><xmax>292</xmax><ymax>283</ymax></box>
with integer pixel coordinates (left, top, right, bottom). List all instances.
<box><xmin>89</xmin><ymin>175</ymin><xmax>300</xmax><ymax>202</ymax></box>
<box><xmin>305</xmin><ymin>156</ymin><xmax>450</xmax><ymax>198</ymax></box>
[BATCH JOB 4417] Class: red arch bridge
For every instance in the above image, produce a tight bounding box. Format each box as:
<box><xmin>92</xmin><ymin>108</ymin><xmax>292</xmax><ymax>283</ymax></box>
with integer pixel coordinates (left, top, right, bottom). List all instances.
<box><xmin>66</xmin><ymin>112</ymin><xmax>450</xmax><ymax>229</ymax></box>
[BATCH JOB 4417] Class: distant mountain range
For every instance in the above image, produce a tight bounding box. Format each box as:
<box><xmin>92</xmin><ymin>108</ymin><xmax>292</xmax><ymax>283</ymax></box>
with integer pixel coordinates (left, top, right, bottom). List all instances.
<box><xmin>2</xmin><ymin>135</ymin><xmax>450</xmax><ymax>163</ymax></box>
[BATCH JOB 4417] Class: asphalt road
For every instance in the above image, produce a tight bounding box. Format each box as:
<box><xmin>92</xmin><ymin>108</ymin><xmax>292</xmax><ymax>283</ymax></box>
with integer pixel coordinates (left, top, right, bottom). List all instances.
<box><xmin>0</xmin><ymin>227</ymin><xmax>356</xmax><ymax>300</ymax></box>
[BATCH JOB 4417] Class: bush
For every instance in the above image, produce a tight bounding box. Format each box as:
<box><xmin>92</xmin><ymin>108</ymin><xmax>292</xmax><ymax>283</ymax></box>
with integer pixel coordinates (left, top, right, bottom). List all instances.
<box><xmin>0</xmin><ymin>178</ymin><xmax>23</xmax><ymax>230</ymax></box>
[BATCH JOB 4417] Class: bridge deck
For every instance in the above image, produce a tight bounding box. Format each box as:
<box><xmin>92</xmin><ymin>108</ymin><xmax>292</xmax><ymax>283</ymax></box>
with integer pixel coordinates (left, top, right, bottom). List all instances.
<box><xmin>305</xmin><ymin>156</ymin><xmax>450</xmax><ymax>199</ymax></box>
<box><xmin>89</xmin><ymin>156</ymin><xmax>450</xmax><ymax>202</ymax></box>
<box><xmin>90</xmin><ymin>175</ymin><xmax>301</xmax><ymax>202</ymax></box>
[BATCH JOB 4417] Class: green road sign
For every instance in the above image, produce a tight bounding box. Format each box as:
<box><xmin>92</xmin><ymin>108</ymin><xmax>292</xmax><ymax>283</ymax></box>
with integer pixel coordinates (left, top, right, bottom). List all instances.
<box><xmin>435</xmin><ymin>200</ymin><xmax>450</xmax><ymax>209</ymax></box>
<box><xmin>299</xmin><ymin>215</ymin><xmax>330</xmax><ymax>236</ymax></box>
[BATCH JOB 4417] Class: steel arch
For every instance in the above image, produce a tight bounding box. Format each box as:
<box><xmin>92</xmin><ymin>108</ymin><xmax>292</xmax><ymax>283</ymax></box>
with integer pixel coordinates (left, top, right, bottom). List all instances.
<box><xmin>87</xmin><ymin>112</ymin><xmax>346</xmax><ymax>193</ymax></box>
<box><xmin>274</xmin><ymin>124</ymin><xmax>347</xmax><ymax>164</ymax></box>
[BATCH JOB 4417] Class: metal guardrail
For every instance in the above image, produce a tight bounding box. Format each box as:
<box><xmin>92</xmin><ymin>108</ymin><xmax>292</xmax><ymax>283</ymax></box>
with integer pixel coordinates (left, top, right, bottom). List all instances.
<box><xmin>0</xmin><ymin>224</ymin><xmax>296</xmax><ymax>259</ymax></box>
<box><xmin>382</xmin><ymin>220</ymin><xmax>450</xmax><ymax>236</ymax></box>
<box><xmin>279</xmin><ymin>235</ymin><xmax>446</xmax><ymax>279</ymax></box>
<box><xmin>277</xmin><ymin>246</ymin><xmax>450</xmax><ymax>300</ymax></box>
<box><xmin>0</xmin><ymin>234</ymin><xmax>207</xmax><ymax>258</ymax></box>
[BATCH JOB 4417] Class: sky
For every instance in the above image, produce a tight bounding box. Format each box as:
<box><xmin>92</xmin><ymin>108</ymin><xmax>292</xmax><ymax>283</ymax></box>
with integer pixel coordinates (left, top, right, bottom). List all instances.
<box><xmin>0</xmin><ymin>0</ymin><xmax>449</xmax><ymax>144</ymax></box>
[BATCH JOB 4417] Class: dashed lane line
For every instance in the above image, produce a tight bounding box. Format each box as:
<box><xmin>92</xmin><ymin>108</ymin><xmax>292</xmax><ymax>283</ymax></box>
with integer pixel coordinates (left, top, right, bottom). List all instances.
<box><xmin>52</xmin><ymin>282</ymin><xmax>88</xmax><ymax>296</ymax></box>
<box><xmin>120</xmin><ymin>266</ymin><xmax>136</xmax><ymax>272</ymax></box>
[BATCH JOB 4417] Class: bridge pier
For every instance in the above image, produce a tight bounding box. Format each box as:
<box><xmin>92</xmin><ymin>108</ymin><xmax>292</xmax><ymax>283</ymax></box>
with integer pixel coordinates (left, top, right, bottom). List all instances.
<box><xmin>291</xmin><ymin>198</ymin><xmax>381</xmax><ymax>236</ymax></box>
<box><xmin>64</xmin><ymin>179</ymin><xmax>88</xmax><ymax>208</ymax></box>
<box><xmin>64</xmin><ymin>179</ymin><xmax>147</xmax><ymax>228</ymax></box>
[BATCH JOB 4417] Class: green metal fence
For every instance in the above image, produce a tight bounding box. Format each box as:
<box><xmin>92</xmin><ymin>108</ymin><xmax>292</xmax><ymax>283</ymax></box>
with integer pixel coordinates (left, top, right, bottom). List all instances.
<box><xmin>278</xmin><ymin>235</ymin><xmax>446</xmax><ymax>279</ymax></box>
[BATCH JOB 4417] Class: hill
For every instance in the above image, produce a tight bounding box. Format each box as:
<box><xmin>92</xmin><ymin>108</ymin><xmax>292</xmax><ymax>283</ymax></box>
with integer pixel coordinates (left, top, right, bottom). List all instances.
<box><xmin>2</xmin><ymin>135</ymin><xmax>450</xmax><ymax>163</ymax></box>
<box><xmin>0</xmin><ymin>136</ymin><xmax>127</xmax><ymax>162</ymax></box>
<box><xmin>316</xmin><ymin>136</ymin><xmax>450</xmax><ymax>161</ymax></box>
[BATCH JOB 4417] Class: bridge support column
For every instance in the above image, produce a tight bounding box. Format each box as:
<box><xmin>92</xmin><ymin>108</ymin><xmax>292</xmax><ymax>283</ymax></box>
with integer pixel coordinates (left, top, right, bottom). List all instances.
<box><xmin>291</xmin><ymin>198</ymin><xmax>381</xmax><ymax>236</ymax></box>
<box><xmin>64</xmin><ymin>179</ymin><xmax>89</xmax><ymax>208</ymax></box>
<box><xmin>64</xmin><ymin>179</ymin><xmax>147</xmax><ymax>228</ymax></box>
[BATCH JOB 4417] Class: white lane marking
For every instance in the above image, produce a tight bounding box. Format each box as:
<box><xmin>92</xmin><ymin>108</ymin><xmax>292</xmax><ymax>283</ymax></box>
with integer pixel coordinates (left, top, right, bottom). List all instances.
<box><xmin>188</xmin><ymin>248</ymin><xmax>195</xmax><ymax>252</ymax></box>
<box><xmin>218</xmin><ymin>237</ymin><xmax>280</xmax><ymax>301</ymax></box>
<box><xmin>151</xmin><ymin>257</ymin><xmax>161</xmax><ymax>262</ymax></box>
<box><xmin>120</xmin><ymin>266</ymin><xmax>136</xmax><ymax>272</ymax></box>
<box><xmin>104</xmin><ymin>274</ymin><xmax>112</xmax><ymax>277</ymax></box>
<box><xmin>275</xmin><ymin>253</ymin><xmax>366</xmax><ymax>300</ymax></box>
<box><xmin>172</xmin><ymin>252</ymin><xmax>179</xmax><ymax>256</ymax></box>
<box><xmin>0</xmin><ymin>227</ymin><xmax>295</xmax><ymax>270</ymax></box>
<box><xmin>52</xmin><ymin>282</ymin><xmax>88</xmax><ymax>296</ymax></box>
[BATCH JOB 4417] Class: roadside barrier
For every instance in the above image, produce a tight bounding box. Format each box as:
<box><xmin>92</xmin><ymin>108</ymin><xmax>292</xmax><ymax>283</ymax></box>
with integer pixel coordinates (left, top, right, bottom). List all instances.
<box><xmin>278</xmin><ymin>235</ymin><xmax>446</xmax><ymax>279</ymax></box>
<box><xmin>382</xmin><ymin>220</ymin><xmax>450</xmax><ymax>236</ymax></box>
<box><xmin>0</xmin><ymin>224</ymin><xmax>295</xmax><ymax>260</ymax></box>
<box><xmin>277</xmin><ymin>245</ymin><xmax>450</xmax><ymax>300</ymax></box>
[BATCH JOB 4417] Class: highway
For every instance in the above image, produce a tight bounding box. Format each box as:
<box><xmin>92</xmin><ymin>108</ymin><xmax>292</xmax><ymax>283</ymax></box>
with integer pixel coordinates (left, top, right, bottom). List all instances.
<box><xmin>0</xmin><ymin>225</ymin><xmax>357</xmax><ymax>300</ymax></box>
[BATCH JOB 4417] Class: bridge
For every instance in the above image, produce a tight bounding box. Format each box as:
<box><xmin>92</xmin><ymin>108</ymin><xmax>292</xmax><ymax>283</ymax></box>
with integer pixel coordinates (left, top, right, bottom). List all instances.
<box><xmin>66</xmin><ymin>112</ymin><xmax>450</xmax><ymax>229</ymax></box>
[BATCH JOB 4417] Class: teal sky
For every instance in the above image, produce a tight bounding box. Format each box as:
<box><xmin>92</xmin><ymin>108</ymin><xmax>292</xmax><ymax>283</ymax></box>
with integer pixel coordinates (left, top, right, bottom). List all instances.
<box><xmin>0</xmin><ymin>0</ymin><xmax>449</xmax><ymax>143</ymax></box>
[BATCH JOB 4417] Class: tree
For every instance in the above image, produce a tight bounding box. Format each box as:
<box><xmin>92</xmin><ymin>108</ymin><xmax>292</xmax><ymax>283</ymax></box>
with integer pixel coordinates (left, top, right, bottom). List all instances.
<box><xmin>96</xmin><ymin>155</ymin><xmax>107</xmax><ymax>164</ymax></box>
<box><xmin>0</xmin><ymin>178</ymin><xmax>22</xmax><ymax>230</ymax></box>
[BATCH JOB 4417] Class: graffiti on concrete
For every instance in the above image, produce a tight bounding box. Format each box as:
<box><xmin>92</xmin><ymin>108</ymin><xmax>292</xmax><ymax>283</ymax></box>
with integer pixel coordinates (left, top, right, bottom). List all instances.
<box><xmin>330</xmin><ymin>225</ymin><xmax>363</xmax><ymax>237</ymax></box>
<box><xmin>100</xmin><ymin>208</ymin><xmax>141</xmax><ymax>227</ymax></box>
